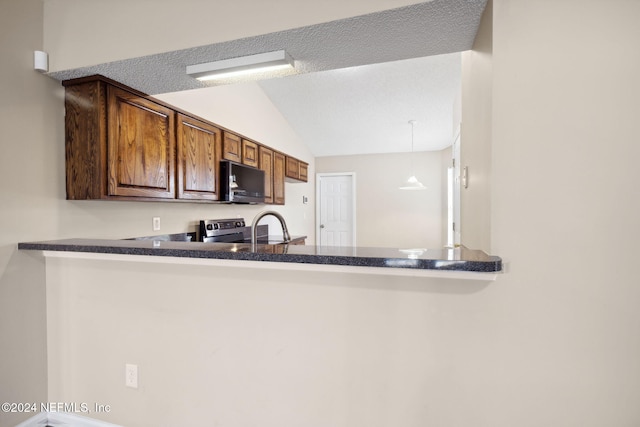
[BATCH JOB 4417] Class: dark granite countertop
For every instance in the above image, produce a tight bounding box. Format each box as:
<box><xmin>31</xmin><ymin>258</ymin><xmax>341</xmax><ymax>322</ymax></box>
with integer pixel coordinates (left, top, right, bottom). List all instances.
<box><xmin>18</xmin><ymin>238</ymin><xmax>502</xmax><ymax>273</ymax></box>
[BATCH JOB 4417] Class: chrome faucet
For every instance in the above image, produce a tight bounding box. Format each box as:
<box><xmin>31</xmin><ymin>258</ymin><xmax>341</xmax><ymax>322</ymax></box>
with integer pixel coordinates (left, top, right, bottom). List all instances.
<box><xmin>251</xmin><ymin>210</ymin><xmax>291</xmax><ymax>249</ymax></box>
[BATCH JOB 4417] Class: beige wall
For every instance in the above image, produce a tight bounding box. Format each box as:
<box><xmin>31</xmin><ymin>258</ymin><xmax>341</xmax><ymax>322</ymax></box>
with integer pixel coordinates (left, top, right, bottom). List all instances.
<box><xmin>46</xmin><ymin>255</ymin><xmax>485</xmax><ymax>427</ymax></box>
<box><xmin>486</xmin><ymin>0</ymin><xmax>640</xmax><ymax>424</ymax></box>
<box><xmin>0</xmin><ymin>1</ymin><xmax>51</xmax><ymax>425</ymax></box>
<box><xmin>3</xmin><ymin>0</ymin><xmax>640</xmax><ymax>426</ymax></box>
<box><xmin>316</xmin><ymin>152</ymin><xmax>443</xmax><ymax>248</ymax></box>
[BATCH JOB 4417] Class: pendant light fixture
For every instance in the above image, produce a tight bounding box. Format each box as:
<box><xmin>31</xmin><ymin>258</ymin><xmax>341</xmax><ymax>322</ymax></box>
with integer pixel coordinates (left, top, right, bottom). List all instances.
<box><xmin>399</xmin><ymin>120</ymin><xmax>427</xmax><ymax>190</ymax></box>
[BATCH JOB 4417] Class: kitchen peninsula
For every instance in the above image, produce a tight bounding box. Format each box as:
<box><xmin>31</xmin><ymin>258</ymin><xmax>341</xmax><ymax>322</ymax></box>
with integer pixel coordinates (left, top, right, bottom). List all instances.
<box><xmin>23</xmin><ymin>233</ymin><xmax>502</xmax><ymax>427</ymax></box>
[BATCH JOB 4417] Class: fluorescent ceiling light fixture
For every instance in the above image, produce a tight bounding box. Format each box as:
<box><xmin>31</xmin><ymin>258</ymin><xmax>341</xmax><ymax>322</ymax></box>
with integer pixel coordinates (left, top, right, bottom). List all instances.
<box><xmin>186</xmin><ymin>50</ymin><xmax>294</xmax><ymax>81</ymax></box>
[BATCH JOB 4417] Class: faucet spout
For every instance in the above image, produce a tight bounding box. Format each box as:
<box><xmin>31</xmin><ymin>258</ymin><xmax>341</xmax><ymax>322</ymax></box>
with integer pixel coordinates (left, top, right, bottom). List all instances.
<box><xmin>251</xmin><ymin>210</ymin><xmax>291</xmax><ymax>249</ymax></box>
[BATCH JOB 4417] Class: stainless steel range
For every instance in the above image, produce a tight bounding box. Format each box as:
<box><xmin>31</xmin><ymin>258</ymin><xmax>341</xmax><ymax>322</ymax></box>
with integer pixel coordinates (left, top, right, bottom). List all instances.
<box><xmin>198</xmin><ymin>218</ymin><xmax>267</xmax><ymax>243</ymax></box>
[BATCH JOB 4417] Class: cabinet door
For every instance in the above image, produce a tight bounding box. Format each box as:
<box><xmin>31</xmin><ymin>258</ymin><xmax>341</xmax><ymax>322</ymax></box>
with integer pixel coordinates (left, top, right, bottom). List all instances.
<box><xmin>273</xmin><ymin>152</ymin><xmax>286</xmax><ymax>205</ymax></box>
<box><xmin>107</xmin><ymin>86</ymin><xmax>175</xmax><ymax>198</ymax></box>
<box><xmin>259</xmin><ymin>146</ymin><xmax>274</xmax><ymax>204</ymax></box>
<box><xmin>285</xmin><ymin>156</ymin><xmax>300</xmax><ymax>180</ymax></box>
<box><xmin>222</xmin><ymin>132</ymin><xmax>242</xmax><ymax>162</ymax></box>
<box><xmin>176</xmin><ymin>113</ymin><xmax>222</xmax><ymax>201</ymax></box>
<box><xmin>242</xmin><ymin>139</ymin><xmax>259</xmax><ymax>167</ymax></box>
<box><xmin>299</xmin><ymin>162</ymin><xmax>308</xmax><ymax>182</ymax></box>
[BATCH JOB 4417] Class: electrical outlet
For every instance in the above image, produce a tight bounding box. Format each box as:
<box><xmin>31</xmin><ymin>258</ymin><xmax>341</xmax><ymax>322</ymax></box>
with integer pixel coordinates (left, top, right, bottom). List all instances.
<box><xmin>125</xmin><ymin>364</ymin><xmax>138</xmax><ymax>389</ymax></box>
<box><xmin>152</xmin><ymin>217</ymin><xmax>161</xmax><ymax>231</ymax></box>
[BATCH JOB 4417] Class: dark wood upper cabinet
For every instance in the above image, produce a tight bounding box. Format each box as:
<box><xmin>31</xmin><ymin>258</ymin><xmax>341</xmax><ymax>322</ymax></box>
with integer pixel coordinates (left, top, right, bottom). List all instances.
<box><xmin>242</xmin><ymin>139</ymin><xmax>259</xmax><ymax>167</ymax></box>
<box><xmin>259</xmin><ymin>145</ymin><xmax>274</xmax><ymax>204</ymax></box>
<box><xmin>299</xmin><ymin>162</ymin><xmax>308</xmax><ymax>182</ymax></box>
<box><xmin>64</xmin><ymin>76</ymin><xmax>178</xmax><ymax>201</ymax></box>
<box><xmin>63</xmin><ymin>75</ymin><xmax>307</xmax><ymax>204</ymax></box>
<box><xmin>285</xmin><ymin>156</ymin><xmax>308</xmax><ymax>183</ymax></box>
<box><xmin>258</xmin><ymin>145</ymin><xmax>285</xmax><ymax>205</ymax></box>
<box><xmin>273</xmin><ymin>152</ymin><xmax>286</xmax><ymax>205</ymax></box>
<box><xmin>285</xmin><ymin>156</ymin><xmax>299</xmax><ymax>180</ymax></box>
<box><xmin>176</xmin><ymin>113</ymin><xmax>222</xmax><ymax>201</ymax></box>
<box><xmin>222</xmin><ymin>132</ymin><xmax>242</xmax><ymax>163</ymax></box>
<box><xmin>107</xmin><ymin>86</ymin><xmax>176</xmax><ymax>198</ymax></box>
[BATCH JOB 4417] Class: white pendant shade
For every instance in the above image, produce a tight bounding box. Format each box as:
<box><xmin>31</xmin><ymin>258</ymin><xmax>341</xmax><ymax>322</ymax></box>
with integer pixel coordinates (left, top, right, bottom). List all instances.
<box><xmin>399</xmin><ymin>120</ymin><xmax>427</xmax><ymax>190</ymax></box>
<box><xmin>399</xmin><ymin>175</ymin><xmax>426</xmax><ymax>190</ymax></box>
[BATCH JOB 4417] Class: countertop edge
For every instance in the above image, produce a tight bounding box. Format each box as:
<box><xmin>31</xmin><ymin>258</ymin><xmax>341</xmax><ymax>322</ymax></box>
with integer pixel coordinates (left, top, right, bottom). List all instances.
<box><xmin>34</xmin><ymin>250</ymin><xmax>501</xmax><ymax>281</ymax></box>
<box><xmin>17</xmin><ymin>239</ymin><xmax>503</xmax><ymax>277</ymax></box>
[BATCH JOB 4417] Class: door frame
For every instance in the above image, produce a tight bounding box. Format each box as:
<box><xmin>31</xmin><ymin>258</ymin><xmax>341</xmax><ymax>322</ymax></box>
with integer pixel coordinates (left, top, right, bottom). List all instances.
<box><xmin>451</xmin><ymin>124</ymin><xmax>461</xmax><ymax>247</ymax></box>
<box><xmin>315</xmin><ymin>172</ymin><xmax>357</xmax><ymax>246</ymax></box>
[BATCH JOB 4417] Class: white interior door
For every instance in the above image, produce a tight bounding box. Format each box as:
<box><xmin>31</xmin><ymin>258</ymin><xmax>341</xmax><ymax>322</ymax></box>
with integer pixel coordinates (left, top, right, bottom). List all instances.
<box><xmin>316</xmin><ymin>173</ymin><xmax>356</xmax><ymax>247</ymax></box>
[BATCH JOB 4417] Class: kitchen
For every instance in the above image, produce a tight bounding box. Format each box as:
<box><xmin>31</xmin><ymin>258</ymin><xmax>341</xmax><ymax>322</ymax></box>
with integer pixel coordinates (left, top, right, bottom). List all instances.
<box><xmin>2</xmin><ymin>1</ymin><xmax>639</xmax><ymax>427</ymax></box>
<box><xmin>24</xmin><ymin>13</ymin><xmax>486</xmax><ymax>272</ymax></box>
<box><xmin>19</xmin><ymin>69</ymin><xmax>499</xmax><ymax>277</ymax></box>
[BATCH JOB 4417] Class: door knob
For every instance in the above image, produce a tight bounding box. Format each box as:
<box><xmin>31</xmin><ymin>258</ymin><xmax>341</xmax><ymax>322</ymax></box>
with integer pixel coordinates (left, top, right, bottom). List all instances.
<box><xmin>319</xmin><ymin>224</ymin><xmax>325</xmax><ymax>229</ymax></box>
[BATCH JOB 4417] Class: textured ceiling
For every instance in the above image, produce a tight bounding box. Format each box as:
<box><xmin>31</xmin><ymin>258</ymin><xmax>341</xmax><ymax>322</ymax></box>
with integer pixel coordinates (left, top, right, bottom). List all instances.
<box><xmin>258</xmin><ymin>53</ymin><xmax>461</xmax><ymax>156</ymax></box>
<box><xmin>48</xmin><ymin>0</ymin><xmax>487</xmax><ymax>156</ymax></box>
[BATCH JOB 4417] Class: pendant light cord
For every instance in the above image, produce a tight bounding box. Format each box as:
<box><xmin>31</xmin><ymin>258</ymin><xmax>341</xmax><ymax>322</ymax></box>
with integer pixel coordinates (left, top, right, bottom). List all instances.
<box><xmin>409</xmin><ymin>120</ymin><xmax>416</xmax><ymax>174</ymax></box>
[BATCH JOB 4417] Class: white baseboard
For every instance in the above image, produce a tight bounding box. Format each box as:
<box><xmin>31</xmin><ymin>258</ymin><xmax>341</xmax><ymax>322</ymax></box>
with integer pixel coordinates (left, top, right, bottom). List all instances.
<box><xmin>13</xmin><ymin>412</ymin><xmax>47</xmax><ymax>427</ymax></box>
<box><xmin>14</xmin><ymin>412</ymin><xmax>123</xmax><ymax>427</ymax></box>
